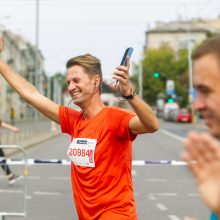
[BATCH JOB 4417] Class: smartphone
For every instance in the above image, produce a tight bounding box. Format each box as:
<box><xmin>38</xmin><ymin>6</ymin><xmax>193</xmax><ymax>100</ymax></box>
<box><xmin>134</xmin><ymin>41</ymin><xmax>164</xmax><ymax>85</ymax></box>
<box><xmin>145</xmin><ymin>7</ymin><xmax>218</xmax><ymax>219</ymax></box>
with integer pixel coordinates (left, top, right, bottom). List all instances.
<box><xmin>120</xmin><ymin>47</ymin><xmax>133</xmax><ymax>66</ymax></box>
<box><xmin>115</xmin><ymin>47</ymin><xmax>133</xmax><ymax>85</ymax></box>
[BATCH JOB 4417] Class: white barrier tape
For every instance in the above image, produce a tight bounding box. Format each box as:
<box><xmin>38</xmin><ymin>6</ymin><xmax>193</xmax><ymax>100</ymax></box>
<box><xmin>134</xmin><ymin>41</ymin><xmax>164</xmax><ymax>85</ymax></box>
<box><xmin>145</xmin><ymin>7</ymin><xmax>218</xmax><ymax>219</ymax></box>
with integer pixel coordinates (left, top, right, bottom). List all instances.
<box><xmin>0</xmin><ymin>158</ymin><xmax>189</xmax><ymax>166</ymax></box>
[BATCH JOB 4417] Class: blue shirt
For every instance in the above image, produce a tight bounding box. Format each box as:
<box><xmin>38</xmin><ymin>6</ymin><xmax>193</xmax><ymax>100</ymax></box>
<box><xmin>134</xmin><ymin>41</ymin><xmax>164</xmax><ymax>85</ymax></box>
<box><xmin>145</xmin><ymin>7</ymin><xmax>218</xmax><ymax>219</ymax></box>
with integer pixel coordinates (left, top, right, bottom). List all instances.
<box><xmin>210</xmin><ymin>212</ymin><xmax>218</xmax><ymax>220</ymax></box>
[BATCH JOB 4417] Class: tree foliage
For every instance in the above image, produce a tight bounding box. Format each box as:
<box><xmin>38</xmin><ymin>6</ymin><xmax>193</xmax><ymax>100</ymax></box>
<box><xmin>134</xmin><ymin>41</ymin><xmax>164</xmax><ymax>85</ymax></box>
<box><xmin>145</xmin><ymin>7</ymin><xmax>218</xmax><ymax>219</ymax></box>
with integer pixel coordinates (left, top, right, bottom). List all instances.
<box><xmin>51</xmin><ymin>72</ymin><xmax>67</xmax><ymax>92</ymax></box>
<box><xmin>139</xmin><ymin>44</ymin><xmax>189</xmax><ymax>106</ymax></box>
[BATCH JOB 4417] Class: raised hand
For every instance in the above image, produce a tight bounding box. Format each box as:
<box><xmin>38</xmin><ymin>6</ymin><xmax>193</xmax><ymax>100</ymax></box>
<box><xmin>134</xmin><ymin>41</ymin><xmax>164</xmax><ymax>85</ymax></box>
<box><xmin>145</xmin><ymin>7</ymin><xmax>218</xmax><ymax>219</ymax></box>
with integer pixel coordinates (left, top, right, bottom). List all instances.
<box><xmin>113</xmin><ymin>57</ymin><xmax>132</xmax><ymax>97</ymax></box>
<box><xmin>182</xmin><ymin>132</ymin><xmax>220</xmax><ymax>218</ymax></box>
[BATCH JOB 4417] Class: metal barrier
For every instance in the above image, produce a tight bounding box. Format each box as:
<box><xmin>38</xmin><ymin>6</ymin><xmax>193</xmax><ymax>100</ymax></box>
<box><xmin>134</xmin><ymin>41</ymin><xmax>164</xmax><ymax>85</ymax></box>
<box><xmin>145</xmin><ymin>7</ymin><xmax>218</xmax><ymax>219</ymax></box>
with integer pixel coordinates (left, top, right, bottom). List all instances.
<box><xmin>0</xmin><ymin>145</ymin><xmax>28</xmax><ymax>220</ymax></box>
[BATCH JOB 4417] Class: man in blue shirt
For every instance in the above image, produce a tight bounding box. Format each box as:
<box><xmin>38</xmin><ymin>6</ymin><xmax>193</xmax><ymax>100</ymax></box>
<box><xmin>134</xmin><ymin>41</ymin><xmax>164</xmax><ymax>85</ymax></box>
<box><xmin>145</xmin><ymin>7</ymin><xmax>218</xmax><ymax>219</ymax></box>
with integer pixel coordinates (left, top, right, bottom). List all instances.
<box><xmin>182</xmin><ymin>35</ymin><xmax>220</xmax><ymax>220</ymax></box>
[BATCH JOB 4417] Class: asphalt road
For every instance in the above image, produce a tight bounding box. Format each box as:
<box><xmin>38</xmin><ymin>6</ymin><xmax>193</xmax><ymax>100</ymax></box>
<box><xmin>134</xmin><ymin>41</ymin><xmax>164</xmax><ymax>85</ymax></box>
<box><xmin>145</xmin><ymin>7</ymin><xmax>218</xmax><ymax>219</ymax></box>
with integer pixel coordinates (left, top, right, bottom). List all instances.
<box><xmin>0</xmin><ymin>120</ymin><xmax>210</xmax><ymax>220</ymax></box>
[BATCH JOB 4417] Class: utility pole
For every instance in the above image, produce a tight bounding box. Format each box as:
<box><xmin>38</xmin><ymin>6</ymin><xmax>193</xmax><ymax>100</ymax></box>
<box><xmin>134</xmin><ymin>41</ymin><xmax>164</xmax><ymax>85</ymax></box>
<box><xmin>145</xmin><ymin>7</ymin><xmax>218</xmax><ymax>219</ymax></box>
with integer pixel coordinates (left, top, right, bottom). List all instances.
<box><xmin>35</xmin><ymin>0</ymin><xmax>39</xmax><ymax>89</ymax></box>
<box><xmin>187</xmin><ymin>27</ymin><xmax>195</xmax><ymax>123</ymax></box>
<box><xmin>187</xmin><ymin>37</ymin><xmax>193</xmax><ymax>103</ymax></box>
<box><xmin>138</xmin><ymin>43</ymin><xmax>144</xmax><ymax>99</ymax></box>
<box><xmin>138</xmin><ymin>62</ymin><xmax>143</xmax><ymax>98</ymax></box>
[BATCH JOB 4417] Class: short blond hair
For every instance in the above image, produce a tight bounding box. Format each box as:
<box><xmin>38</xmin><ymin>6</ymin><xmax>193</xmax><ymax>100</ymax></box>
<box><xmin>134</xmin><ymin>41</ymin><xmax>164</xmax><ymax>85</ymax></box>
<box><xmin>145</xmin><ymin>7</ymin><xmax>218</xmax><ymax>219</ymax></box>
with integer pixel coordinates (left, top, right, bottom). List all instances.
<box><xmin>66</xmin><ymin>54</ymin><xmax>102</xmax><ymax>93</ymax></box>
<box><xmin>192</xmin><ymin>35</ymin><xmax>220</xmax><ymax>65</ymax></box>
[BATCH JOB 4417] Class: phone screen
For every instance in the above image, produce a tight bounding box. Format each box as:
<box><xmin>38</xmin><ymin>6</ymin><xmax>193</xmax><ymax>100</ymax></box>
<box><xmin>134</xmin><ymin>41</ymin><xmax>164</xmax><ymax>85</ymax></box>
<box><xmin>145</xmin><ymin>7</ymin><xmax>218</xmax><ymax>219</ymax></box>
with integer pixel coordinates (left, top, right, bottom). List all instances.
<box><xmin>120</xmin><ymin>47</ymin><xmax>133</xmax><ymax>66</ymax></box>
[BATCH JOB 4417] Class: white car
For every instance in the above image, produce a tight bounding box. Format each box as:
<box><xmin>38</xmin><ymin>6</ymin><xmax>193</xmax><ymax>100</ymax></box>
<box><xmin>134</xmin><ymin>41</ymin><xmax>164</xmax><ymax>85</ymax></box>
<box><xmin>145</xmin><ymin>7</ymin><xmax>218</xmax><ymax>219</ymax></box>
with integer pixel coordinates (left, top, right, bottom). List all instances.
<box><xmin>163</xmin><ymin>102</ymin><xmax>179</xmax><ymax>121</ymax></box>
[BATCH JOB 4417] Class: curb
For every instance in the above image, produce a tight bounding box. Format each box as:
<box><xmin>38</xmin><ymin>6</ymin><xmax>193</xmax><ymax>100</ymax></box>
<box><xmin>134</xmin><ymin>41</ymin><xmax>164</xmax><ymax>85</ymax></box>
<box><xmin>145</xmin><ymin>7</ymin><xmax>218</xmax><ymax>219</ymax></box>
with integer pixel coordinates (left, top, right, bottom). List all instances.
<box><xmin>3</xmin><ymin>131</ymin><xmax>62</xmax><ymax>157</ymax></box>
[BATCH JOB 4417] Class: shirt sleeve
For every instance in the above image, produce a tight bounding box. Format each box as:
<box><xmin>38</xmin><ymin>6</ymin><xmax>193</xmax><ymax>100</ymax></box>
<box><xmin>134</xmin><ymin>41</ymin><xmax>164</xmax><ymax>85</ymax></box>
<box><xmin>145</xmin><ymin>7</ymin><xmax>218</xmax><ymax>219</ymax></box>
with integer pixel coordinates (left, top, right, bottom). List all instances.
<box><xmin>59</xmin><ymin>105</ymin><xmax>70</xmax><ymax>134</ymax></box>
<box><xmin>59</xmin><ymin>105</ymin><xmax>81</xmax><ymax>135</ymax></box>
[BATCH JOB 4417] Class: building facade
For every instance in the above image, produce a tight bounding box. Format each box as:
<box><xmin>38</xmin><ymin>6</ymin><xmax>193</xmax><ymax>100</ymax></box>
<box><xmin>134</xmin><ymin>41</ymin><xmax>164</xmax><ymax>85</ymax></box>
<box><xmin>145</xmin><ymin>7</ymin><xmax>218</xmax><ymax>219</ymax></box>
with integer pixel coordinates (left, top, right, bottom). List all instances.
<box><xmin>145</xmin><ymin>18</ymin><xmax>220</xmax><ymax>51</ymax></box>
<box><xmin>0</xmin><ymin>25</ymin><xmax>47</xmax><ymax>121</ymax></box>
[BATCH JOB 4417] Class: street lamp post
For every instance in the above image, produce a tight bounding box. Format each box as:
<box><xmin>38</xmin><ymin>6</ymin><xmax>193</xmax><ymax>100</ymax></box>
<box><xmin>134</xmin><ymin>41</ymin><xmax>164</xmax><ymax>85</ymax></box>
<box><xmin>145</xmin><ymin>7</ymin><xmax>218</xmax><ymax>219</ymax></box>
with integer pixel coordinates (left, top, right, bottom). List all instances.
<box><xmin>34</xmin><ymin>0</ymin><xmax>40</xmax><ymax>120</ymax></box>
<box><xmin>187</xmin><ymin>37</ymin><xmax>195</xmax><ymax>123</ymax></box>
<box><xmin>187</xmin><ymin>38</ymin><xmax>193</xmax><ymax>102</ymax></box>
<box><xmin>35</xmin><ymin>0</ymin><xmax>39</xmax><ymax>89</ymax></box>
<box><xmin>138</xmin><ymin>62</ymin><xmax>143</xmax><ymax>98</ymax></box>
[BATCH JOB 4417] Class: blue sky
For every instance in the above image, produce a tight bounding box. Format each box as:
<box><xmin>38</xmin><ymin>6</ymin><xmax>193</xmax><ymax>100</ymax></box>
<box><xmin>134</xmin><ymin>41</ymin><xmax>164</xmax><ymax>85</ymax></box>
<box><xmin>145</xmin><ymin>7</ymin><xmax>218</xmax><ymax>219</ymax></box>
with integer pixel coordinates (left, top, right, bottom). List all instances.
<box><xmin>0</xmin><ymin>0</ymin><xmax>220</xmax><ymax>78</ymax></box>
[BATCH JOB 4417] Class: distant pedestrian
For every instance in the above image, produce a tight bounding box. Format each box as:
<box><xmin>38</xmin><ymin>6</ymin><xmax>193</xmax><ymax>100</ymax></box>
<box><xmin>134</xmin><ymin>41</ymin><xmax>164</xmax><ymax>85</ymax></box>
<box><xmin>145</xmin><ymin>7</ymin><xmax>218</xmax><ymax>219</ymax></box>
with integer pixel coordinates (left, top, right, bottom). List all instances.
<box><xmin>10</xmin><ymin>107</ymin><xmax>16</xmax><ymax>125</ymax></box>
<box><xmin>0</xmin><ymin>120</ymin><xmax>22</xmax><ymax>184</ymax></box>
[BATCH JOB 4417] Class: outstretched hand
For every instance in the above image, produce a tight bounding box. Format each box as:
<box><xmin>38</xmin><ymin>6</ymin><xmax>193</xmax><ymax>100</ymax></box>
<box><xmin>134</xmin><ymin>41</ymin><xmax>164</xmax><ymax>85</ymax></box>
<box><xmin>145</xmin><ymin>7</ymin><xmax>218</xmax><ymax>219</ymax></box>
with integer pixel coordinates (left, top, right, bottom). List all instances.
<box><xmin>12</xmin><ymin>127</ymin><xmax>20</xmax><ymax>133</ymax></box>
<box><xmin>182</xmin><ymin>131</ymin><xmax>220</xmax><ymax>218</ymax></box>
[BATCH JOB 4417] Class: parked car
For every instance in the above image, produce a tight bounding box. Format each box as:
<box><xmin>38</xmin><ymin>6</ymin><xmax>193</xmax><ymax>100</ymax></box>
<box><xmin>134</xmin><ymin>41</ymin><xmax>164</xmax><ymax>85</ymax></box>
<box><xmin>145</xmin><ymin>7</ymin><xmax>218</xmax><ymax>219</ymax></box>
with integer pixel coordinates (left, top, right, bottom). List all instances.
<box><xmin>172</xmin><ymin>108</ymin><xmax>192</xmax><ymax>123</ymax></box>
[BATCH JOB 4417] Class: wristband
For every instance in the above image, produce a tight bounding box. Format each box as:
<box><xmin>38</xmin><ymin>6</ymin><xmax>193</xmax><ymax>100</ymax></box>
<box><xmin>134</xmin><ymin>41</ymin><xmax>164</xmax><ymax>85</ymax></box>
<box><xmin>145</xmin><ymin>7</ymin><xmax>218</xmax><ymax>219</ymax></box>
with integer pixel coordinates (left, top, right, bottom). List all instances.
<box><xmin>122</xmin><ymin>89</ymin><xmax>136</xmax><ymax>100</ymax></box>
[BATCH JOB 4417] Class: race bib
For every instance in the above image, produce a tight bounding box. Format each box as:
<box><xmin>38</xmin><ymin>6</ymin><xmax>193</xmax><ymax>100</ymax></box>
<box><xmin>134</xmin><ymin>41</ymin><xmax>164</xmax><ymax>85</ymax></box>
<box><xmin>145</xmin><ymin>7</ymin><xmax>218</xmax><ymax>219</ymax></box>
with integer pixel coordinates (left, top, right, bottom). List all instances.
<box><xmin>67</xmin><ymin>138</ymin><xmax>97</xmax><ymax>167</ymax></box>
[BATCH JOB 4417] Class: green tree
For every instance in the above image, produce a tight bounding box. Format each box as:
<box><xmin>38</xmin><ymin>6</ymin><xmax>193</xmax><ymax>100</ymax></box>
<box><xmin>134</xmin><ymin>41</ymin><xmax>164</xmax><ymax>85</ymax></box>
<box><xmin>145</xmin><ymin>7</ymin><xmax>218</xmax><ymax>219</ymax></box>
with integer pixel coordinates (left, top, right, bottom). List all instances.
<box><xmin>139</xmin><ymin>44</ymin><xmax>189</xmax><ymax>106</ymax></box>
<box><xmin>51</xmin><ymin>72</ymin><xmax>67</xmax><ymax>93</ymax></box>
<box><xmin>49</xmin><ymin>72</ymin><xmax>67</xmax><ymax>102</ymax></box>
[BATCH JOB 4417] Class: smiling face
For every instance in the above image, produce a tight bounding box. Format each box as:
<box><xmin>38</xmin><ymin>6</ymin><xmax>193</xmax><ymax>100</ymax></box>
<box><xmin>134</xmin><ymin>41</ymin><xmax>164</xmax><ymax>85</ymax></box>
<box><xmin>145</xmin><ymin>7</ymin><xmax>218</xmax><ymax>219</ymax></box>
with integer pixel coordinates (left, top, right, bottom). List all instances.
<box><xmin>66</xmin><ymin>65</ymin><xmax>96</xmax><ymax>108</ymax></box>
<box><xmin>193</xmin><ymin>54</ymin><xmax>220</xmax><ymax>138</ymax></box>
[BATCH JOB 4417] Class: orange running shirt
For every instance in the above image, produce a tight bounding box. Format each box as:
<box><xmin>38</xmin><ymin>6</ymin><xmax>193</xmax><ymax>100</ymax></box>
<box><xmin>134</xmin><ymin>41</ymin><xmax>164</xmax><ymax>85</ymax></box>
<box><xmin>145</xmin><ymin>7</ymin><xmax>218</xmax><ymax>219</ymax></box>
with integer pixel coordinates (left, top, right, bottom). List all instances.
<box><xmin>59</xmin><ymin>105</ymin><xmax>138</xmax><ymax>220</ymax></box>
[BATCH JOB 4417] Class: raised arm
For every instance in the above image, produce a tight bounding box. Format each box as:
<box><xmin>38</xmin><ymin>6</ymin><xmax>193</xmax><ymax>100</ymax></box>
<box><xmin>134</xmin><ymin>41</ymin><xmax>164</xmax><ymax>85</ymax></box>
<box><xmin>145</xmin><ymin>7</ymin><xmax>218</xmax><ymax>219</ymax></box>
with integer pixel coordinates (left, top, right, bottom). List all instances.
<box><xmin>113</xmin><ymin>59</ymin><xmax>159</xmax><ymax>134</ymax></box>
<box><xmin>0</xmin><ymin>37</ymin><xmax>60</xmax><ymax>124</ymax></box>
<box><xmin>126</xmin><ymin>95</ymin><xmax>159</xmax><ymax>134</ymax></box>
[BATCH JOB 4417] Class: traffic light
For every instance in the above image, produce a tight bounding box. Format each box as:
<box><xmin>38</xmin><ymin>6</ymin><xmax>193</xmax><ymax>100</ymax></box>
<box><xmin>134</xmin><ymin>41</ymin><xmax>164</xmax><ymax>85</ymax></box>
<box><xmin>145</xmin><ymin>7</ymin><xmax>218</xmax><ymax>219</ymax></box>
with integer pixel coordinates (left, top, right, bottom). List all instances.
<box><xmin>167</xmin><ymin>97</ymin><xmax>174</xmax><ymax>103</ymax></box>
<box><xmin>153</xmin><ymin>72</ymin><xmax>160</xmax><ymax>78</ymax></box>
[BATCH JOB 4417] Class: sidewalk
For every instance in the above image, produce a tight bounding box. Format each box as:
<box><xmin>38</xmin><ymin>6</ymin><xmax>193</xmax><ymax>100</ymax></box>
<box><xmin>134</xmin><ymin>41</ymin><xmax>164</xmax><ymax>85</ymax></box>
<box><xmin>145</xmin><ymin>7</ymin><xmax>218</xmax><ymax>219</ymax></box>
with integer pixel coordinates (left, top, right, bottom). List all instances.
<box><xmin>0</xmin><ymin>118</ymin><xmax>61</xmax><ymax>156</ymax></box>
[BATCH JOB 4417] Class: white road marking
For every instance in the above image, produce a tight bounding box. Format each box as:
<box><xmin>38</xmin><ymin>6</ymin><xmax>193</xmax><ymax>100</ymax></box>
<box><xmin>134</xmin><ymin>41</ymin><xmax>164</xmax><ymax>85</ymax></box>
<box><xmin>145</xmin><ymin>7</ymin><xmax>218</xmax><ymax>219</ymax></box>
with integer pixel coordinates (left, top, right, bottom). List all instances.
<box><xmin>168</xmin><ymin>215</ymin><xmax>181</xmax><ymax>220</ymax></box>
<box><xmin>0</xmin><ymin>189</ymin><xmax>23</xmax><ymax>193</ymax></box>
<box><xmin>33</xmin><ymin>191</ymin><xmax>60</xmax><ymax>196</ymax></box>
<box><xmin>145</xmin><ymin>178</ymin><xmax>167</xmax><ymax>182</ymax></box>
<box><xmin>49</xmin><ymin>177</ymin><xmax>69</xmax><ymax>180</ymax></box>
<box><xmin>188</xmin><ymin>193</ymin><xmax>199</xmax><ymax>197</ymax></box>
<box><xmin>160</xmin><ymin>129</ymin><xmax>185</xmax><ymax>142</ymax></box>
<box><xmin>27</xmin><ymin>176</ymin><xmax>41</xmax><ymax>180</ymax></box>
<box><xmin>157</xmin><ymin>193</ymin><xmax>177</xmax><ymax>197</ymax></box>
<box><xmin>148</xmin><ymin>193</ymin><xmax>157</xmax><ymax>200</ymax></box>
<box><xmin>0</xmin><ymin>175</ymin><xmax>40</xmax><ymax>180</ymax></box>
<box><xmin>177</xmin><ymin>179</ymin><xmax>195</xmax><ymax>182</ymax></box>
<box><xmin>156</xmin><ymin>203</ymin><xmax>168</xmax><ymax>211</ymax></box>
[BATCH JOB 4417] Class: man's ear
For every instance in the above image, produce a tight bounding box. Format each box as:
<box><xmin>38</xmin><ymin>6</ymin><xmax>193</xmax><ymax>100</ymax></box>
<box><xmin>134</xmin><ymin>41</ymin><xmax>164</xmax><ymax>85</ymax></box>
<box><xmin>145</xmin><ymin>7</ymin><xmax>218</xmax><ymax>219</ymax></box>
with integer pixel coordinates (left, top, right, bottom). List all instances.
<box><xmin>93</xmin><ymin>75</ymin><xmax>100</xmax><ymax>87</ymax></box>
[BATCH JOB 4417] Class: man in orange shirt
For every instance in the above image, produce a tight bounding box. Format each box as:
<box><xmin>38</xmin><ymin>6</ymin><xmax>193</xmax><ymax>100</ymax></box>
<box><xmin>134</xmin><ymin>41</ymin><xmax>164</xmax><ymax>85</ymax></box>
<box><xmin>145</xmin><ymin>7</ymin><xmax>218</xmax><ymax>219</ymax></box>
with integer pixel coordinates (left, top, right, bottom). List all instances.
<box><xmin>0</xmin><ymin>37</ymin><xmax>159</xmax><ymax>219</ymax></box>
